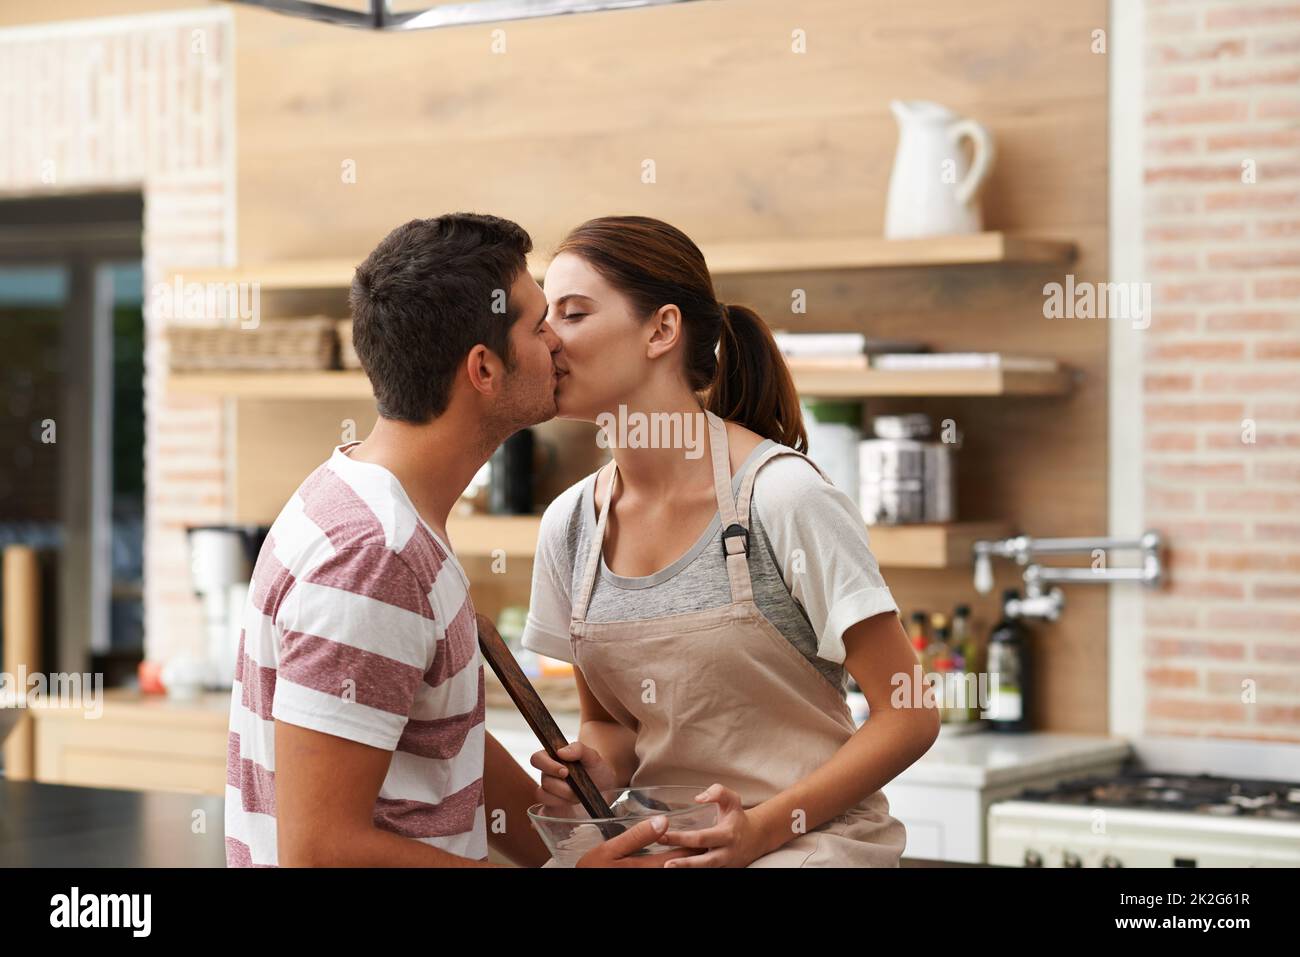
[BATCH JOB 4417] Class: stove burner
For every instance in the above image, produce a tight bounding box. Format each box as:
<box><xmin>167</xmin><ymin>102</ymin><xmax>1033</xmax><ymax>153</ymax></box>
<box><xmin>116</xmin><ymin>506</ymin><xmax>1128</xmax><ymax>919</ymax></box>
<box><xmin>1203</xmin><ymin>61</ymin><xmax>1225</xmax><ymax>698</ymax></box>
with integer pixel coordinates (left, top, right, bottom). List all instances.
<box><xmin>1017</xmin><ymin>771</ymin><xmax>1300</xmax><ymax>819</ymax></box>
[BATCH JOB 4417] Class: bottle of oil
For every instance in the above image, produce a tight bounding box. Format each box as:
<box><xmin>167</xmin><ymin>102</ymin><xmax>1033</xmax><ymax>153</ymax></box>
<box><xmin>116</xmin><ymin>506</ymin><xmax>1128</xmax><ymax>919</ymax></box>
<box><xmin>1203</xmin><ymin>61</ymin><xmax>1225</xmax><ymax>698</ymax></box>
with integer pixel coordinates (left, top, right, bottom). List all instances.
<box><xmin>925</xmin><ymin>613</ymin><xmax>949</xmax><ymax>671</ymax></box>
<box><xmin>925</xmin><ymin>613</ymin><xmax>953</xmax><ymax>722</ymax></box>
<box><xmin>986</xmin><ymin>590</ymin><xmax>1031</xmax><ymax>732</ymax></box>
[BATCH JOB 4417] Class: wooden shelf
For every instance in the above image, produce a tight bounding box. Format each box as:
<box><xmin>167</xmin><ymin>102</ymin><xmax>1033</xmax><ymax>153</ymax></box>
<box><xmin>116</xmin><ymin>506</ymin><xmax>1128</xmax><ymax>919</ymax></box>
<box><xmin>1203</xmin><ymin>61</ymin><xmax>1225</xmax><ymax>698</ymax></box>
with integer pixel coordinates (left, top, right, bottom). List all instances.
<box><xmin>169</xmin><ymin>363</ymin><xmax>1073</xmax><ymax>400</ymax></box>
<box><xmin>788</xmin><ymin>362</ymin><xmax>1075</xmax><ymax>398</ymax></box>
<box><xmin>701</xmin><ymin>232</ymin><xmax>1075</xmax><ymax>274</ymax></box>
<box><xmin>168</xmin><ymin>370</ymin><xmax>373</xmax><ymax>399</ymax></box>
<box><xmin>171</xmin><ymin>259</ymin><xmax>362</xmax><ymax>291</ymax></box>
<box><xmin>168</xmin><ymin>232</ymin><xmax>1076</xmax><ymax>290</ymax></box>
<box><xmin>863</xmin><ymin>522</ymin><xmax>1010</xmax><ymax>570</ymax></box>
<box><xmin>445</xmin><ymin>515</ymin><xmax>1005</xmax><ymax>569</ymax></box>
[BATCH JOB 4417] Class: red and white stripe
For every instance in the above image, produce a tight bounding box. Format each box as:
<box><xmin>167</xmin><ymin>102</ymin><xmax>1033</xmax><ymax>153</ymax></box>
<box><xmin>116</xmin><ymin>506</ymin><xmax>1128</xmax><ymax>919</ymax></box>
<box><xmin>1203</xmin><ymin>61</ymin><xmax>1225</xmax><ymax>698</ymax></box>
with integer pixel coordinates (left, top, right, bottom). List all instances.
<box><xmin>225</xmin><ymin>444</ymin><xmax>485</xmax><ymax>866</ymax></box>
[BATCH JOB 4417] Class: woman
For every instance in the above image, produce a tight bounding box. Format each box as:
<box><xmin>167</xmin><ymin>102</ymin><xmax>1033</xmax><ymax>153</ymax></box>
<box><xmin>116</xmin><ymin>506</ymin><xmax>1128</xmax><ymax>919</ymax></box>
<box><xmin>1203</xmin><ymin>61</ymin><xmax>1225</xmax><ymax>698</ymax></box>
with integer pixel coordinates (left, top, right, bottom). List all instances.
<box><xmin>521</xmin><ymin>215</ymin><xmax>939</xmax><ymax>867</ymax></box>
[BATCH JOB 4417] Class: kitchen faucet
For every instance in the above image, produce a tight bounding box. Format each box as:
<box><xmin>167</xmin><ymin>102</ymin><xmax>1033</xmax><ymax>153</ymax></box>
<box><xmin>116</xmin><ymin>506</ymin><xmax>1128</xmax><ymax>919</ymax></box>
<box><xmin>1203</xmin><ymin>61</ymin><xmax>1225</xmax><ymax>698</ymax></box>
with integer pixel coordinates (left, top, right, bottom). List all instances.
<box><xmin>971</xmin><ymin>532</ymin><xmax>1164</xmax><ymax>621</ymax></box>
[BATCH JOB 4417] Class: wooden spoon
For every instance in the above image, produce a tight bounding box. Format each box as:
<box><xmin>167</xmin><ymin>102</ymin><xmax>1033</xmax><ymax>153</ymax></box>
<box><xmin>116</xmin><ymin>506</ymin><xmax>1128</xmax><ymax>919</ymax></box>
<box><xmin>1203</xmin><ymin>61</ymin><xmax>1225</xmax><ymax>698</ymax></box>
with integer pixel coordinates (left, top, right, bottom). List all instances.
<box><xmin>476</xmin><ymin>614</ymin><xmax>621</xmax><ymax>835</ymax></box>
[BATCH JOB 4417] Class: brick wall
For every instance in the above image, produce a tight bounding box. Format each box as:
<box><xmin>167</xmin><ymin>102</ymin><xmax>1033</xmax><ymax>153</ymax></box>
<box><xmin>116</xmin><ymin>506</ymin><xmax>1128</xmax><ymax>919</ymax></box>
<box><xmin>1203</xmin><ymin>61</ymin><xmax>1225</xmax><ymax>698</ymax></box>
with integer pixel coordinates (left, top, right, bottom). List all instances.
<box><xmin>0</xmin><ymin>9</ymin><xmax>235</xmax><ymax>665</ymax></box>
<box><xmin>1141</xmin><ymin>0</ymin><xmax>1300</xmax><ymax>742</ymax></box>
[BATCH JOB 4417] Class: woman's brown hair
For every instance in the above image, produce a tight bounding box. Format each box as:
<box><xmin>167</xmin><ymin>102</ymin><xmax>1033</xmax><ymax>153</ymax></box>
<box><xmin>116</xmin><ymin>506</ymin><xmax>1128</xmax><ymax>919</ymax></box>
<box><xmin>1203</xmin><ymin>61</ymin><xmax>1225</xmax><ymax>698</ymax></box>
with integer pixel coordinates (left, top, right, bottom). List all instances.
<box><xmin>553</xmin><ymin>215</ymin><xmax>807</xmax><ymax>453</ymax></box>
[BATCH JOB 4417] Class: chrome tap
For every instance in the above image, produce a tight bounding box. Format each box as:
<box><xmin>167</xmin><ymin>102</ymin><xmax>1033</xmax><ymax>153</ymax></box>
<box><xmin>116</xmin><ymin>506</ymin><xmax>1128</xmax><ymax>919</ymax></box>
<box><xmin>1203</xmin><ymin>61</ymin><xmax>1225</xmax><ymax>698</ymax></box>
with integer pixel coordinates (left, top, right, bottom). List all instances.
<box><xmin>972</xmin><ymin>532</ymin><xmax>1163</xmax><ymax>621</ymax></box>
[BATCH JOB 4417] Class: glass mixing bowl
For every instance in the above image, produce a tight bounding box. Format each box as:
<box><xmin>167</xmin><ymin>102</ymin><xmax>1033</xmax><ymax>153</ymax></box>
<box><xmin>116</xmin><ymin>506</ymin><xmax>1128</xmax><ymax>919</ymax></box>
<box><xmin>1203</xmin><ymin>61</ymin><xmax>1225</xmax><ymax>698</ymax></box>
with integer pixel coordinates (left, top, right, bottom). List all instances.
<box><xmin>527</xmin><ymin>785</ymin><xmax>720</xmax><ymax>867</ymax></box>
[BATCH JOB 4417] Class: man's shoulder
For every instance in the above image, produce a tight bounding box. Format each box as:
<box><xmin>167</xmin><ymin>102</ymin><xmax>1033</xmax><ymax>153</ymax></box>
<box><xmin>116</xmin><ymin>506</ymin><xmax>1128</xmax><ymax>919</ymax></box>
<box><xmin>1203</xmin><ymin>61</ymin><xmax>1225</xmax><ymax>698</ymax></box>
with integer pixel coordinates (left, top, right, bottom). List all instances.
<box><xmin>292</xmin><ymin>458</ymin><xmax>393</xmax><ymax>550</ymax></box>
<box><xmin>260</xmin><ymin>459</ymin><xmax>404</xmax><ymax>581</ymax></box>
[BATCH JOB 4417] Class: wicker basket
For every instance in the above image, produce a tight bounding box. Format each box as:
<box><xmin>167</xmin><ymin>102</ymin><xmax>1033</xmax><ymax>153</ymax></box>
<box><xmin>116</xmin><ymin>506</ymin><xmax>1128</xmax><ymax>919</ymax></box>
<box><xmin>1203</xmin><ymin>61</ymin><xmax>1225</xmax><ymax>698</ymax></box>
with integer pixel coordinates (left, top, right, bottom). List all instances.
<box><xmin>167</xmin><ymin>317</ymin><xmax>338</xmax><ymax>372</ymax></box>
<box><xmin>337</xmin><ymin>319</ymin><xmax>361</xmax><ymax>370</ymax></box>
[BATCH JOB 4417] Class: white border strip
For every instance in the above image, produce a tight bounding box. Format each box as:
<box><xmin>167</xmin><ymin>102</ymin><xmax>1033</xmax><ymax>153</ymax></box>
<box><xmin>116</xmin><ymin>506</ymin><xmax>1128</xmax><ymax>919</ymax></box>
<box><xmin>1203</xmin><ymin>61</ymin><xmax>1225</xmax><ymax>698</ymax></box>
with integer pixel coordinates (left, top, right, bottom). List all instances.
<box><xmin>1108</xmin><ymin>0</ymin><xmax>1146</xmax><ymax>739</ymax></box>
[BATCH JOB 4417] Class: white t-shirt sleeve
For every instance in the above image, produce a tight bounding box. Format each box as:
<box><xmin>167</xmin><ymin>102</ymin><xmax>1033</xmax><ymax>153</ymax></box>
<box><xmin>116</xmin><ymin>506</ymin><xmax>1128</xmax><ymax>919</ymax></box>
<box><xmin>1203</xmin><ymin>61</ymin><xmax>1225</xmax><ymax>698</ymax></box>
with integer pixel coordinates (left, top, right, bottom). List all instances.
<box><xmin>753</xmin><ymin>454</ymin><xmax>900</xmax><ymax>664</ymax></box>
<box><xmin>520</xmin><ymin>490</ymin><xmax>579</xmax><ymax>664</ymax></box>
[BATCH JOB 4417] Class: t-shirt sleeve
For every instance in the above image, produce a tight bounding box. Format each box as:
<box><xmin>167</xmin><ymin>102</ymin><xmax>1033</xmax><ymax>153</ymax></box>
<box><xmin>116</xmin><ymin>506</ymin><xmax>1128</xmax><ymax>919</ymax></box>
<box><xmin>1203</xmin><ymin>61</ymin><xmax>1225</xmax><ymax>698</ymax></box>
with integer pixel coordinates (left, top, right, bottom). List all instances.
<box><xmin>271</xmin><ymin>544</ymin><xmax>434</xmax><ymax>751</ymax></box>
<box><xmin>753</xmin><ymin>455</ymin><xmax>900</xmax><ymax>664</ymax></box>
<box><xmin>521</xmin><ymin>494</ymin><xmax>578</xmax><ymax>664</ymax></box>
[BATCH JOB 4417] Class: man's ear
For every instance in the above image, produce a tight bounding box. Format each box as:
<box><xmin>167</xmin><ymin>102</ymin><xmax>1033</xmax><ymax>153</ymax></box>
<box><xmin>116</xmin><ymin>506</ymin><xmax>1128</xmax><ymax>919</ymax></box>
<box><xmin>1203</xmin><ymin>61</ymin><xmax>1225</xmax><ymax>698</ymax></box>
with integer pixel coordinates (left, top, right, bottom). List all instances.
<box><xmin>464</xmin><ymin>343</ymin><xmax>505</xmax><ymax>397</ymax></box>
<box><xmin>645</xmin><ymin>304</ymin><xmax>682</xmax><ymax>360</ymax></box>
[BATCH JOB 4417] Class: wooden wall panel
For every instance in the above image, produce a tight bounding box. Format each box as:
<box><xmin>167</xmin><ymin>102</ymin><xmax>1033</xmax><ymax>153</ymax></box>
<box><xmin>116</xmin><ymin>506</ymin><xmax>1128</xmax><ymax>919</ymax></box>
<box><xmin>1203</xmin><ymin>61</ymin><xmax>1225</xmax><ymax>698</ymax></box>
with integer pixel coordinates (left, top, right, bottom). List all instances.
<box><xmin>232</xmin><ymin>0</ymin><xmax>1108</xmax><ymax>258</ymax></box>
<box><xmin>228</xmin><ymin>0</ymin><xmax>1109</xmax><ymax>733</ymax></box>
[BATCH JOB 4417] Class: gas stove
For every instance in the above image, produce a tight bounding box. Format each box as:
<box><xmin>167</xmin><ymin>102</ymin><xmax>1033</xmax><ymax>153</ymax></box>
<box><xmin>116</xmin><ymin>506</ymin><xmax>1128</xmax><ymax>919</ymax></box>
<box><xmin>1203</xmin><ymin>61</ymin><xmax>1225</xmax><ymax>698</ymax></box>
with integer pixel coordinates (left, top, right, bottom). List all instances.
<box><xmin>988</xmin><ymin>741</ymin><xmax>1300</xmax><ymax>867</ymax></box>
<box><xmin>1018</xmin><ymin>772</ymin><xmax>1300</xmax><ymax>821</ymax></box>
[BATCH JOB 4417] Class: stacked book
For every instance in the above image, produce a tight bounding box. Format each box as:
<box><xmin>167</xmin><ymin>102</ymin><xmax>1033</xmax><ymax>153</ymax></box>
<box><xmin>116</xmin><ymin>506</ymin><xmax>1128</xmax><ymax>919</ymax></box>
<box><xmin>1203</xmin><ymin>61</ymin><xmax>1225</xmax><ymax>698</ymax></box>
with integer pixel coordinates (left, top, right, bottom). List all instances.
<box><xmin>773</xmin><ymin>332</ymin><xmax>926</xmax><ymax>369</ymax></box>
<box><xmin>773</xmin><ymin>332</ymin><xmax>1059</xmax><ymax>373</ymax></box>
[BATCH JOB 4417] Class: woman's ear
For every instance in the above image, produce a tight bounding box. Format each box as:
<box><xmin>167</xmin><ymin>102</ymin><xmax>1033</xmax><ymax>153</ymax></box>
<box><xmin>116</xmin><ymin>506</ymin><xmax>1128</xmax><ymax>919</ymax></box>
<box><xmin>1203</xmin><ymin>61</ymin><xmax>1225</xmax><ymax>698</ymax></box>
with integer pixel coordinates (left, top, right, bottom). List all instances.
<box><xmin>645</xmin><ymin>304</ymin><xmax>682</xmax><ymax>360</ymax></box>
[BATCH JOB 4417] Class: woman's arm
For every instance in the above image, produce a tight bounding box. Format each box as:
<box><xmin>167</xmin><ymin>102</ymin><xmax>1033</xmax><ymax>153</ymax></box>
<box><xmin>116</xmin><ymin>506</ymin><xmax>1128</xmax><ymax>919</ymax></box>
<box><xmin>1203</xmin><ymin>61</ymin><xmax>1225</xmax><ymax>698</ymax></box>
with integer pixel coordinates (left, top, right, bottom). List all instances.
<box><xmin>745</xmin><ymin>610</ymin><xmax>940</xmax><ymax>856</ymax></box>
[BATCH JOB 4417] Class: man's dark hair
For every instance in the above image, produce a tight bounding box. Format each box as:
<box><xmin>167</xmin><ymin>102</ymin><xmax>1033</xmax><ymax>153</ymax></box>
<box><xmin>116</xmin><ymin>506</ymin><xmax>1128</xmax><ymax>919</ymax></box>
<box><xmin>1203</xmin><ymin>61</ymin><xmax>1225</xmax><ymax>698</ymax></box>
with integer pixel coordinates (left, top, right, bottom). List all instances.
<box><xmin>349</xmin><ymin>213</ymin><xmax>533</xmax><ymax>422</ymax></box>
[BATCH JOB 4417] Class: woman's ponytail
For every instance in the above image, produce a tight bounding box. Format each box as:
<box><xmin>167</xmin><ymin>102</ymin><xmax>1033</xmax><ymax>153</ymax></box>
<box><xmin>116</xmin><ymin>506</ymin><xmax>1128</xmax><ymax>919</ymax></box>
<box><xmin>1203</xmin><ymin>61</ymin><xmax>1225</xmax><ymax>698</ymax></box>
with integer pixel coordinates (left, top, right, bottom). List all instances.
<box><xmin>710</xmin><ymin>303</ymin><xmax>807</xmax><ymax>453</ymax></box>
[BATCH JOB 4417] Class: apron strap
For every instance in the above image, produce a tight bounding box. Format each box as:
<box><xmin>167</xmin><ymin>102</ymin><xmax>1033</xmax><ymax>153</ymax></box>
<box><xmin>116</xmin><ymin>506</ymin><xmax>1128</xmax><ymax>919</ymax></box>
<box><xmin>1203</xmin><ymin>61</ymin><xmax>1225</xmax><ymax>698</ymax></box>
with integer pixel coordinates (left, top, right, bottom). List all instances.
<box><xmin>574</xmin><ymin>413</ymin><xmax>813</xmax><ymax>617</ymax></box>
<box><xmin>571</xmin><ymin>459</ymin><xmax>619</xmax><ymax>625</ymax></box>
<box><xmin>705</xmin><ymin>410</ymin><xmax>739</xmax><ymax>528</ymax></box>
<box><xmin>703</xmin><ymin>411</ymin><xmax>756</xmax><ymax>605</ymax></box>
<box><xmin>726</xmin><ymin>444</ymin><xmax>834</xmax><ymax>605</ymax></box>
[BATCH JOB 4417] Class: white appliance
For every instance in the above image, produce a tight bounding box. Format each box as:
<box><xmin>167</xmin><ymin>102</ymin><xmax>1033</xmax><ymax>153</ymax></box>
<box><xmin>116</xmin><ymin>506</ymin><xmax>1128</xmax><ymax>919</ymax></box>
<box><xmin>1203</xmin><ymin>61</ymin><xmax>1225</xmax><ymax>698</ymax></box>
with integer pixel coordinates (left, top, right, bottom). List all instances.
<box><xmin>988</xmin><ymin>737</ymin><xmax>1300</xmax><ymax>867</ymax></box>
<box><xmin>186</xmin><ymin>525</ymin><xmax>267</xmax><ymax>690</ymax></box>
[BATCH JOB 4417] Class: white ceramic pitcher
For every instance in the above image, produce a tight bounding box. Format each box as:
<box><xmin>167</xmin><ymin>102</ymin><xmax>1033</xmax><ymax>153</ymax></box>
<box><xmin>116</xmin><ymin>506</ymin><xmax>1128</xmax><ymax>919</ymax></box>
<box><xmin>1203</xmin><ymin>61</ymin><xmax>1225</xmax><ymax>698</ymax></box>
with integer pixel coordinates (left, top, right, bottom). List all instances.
<box><xmin>884</xmin><ymin>100</ymin><xmax>995</xmax><ymax>239</ymax></box>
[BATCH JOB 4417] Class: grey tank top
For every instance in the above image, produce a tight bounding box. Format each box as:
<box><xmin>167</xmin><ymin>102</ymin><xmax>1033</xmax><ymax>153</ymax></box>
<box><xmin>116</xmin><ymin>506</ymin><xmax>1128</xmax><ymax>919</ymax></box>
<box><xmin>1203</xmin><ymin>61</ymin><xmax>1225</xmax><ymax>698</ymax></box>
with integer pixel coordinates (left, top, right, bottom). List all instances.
<box><xmin>556</xmin><ymin>439</ymin><xmax>847</xmax><ymax>696</ymax></box>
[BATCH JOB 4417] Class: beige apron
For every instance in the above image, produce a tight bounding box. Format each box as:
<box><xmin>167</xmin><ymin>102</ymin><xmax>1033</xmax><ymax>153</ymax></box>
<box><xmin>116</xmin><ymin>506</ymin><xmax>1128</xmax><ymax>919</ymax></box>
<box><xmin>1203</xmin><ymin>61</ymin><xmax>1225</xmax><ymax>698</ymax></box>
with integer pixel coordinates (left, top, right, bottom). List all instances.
<box><xmin>568</xmin><ymin>410</ymin><xmax>906</xmax><ymax>867</ymax></box>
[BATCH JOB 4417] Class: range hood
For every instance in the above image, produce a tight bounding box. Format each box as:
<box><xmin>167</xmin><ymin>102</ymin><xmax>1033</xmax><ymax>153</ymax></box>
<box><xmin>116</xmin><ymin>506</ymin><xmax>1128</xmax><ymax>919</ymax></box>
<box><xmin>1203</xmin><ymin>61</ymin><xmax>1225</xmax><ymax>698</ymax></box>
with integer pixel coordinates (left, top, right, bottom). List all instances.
<box><xmin>229</xmin><ymin>0</ymin><xmax>707</xmax><ymax>31</ymax></box>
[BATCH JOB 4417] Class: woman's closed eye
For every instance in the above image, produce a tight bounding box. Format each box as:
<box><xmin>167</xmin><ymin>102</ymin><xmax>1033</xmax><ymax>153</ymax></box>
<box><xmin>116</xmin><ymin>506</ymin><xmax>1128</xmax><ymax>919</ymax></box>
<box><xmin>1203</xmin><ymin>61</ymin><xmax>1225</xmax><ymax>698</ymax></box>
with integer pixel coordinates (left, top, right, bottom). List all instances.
<box><xmin>563</xmin><ymin>312</ymin><xmax>587</xmax><ymax>322</ymax></box>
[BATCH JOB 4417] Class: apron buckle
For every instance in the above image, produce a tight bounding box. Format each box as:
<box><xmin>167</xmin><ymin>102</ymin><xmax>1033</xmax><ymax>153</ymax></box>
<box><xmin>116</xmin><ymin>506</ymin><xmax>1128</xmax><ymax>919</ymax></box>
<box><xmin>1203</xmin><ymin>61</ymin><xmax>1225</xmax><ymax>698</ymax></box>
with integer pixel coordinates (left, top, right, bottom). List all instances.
<box><xmin>721</xmin><ymin>523</ymin><xmax>750</xmax><ymax>557</ymax></box>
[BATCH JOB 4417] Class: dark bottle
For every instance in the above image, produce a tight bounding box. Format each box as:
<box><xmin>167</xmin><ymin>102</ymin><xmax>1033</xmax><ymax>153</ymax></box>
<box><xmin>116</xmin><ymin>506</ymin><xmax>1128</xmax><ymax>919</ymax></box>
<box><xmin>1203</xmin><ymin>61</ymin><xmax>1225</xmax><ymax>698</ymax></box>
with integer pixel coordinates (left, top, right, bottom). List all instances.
<box><xmin>489</xmin><ymin>428</ymin><xmax>535</xmax><ymax>515</ymax></box>
<box><xmin>985</xmin><ymin>589</ymin><xmax>1032</xmax><ymax>733</ymax></box>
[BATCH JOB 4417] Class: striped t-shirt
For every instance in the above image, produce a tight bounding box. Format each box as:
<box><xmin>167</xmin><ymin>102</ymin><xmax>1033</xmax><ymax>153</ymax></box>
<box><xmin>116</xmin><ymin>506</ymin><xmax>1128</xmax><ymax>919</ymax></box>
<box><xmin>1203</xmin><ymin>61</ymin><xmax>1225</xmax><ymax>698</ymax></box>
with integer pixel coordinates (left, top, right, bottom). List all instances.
<box><xmin>225</xmin><ymin>442</ymin><xmax>486</xmax><ymax>867</ymax></box>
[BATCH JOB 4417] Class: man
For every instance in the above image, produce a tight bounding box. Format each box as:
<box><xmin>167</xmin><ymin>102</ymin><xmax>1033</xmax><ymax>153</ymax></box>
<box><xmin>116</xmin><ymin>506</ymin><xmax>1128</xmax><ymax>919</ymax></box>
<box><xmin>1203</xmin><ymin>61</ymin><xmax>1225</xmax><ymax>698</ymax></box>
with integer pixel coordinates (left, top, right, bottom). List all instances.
<box><xmin>224</xmin><ymin>213</ymin><xmax>683</xmax><ymax>867</ymax></box>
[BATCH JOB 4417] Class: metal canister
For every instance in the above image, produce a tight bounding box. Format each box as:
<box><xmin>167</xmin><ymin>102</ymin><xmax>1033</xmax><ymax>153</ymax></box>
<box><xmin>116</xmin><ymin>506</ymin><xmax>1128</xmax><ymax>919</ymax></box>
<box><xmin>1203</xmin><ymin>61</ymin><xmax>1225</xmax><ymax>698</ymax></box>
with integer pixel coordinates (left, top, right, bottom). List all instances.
<box><xmin>858</xmin><ymin>414</ymin><xmax>956</xmax><ymax>525</ymax></box>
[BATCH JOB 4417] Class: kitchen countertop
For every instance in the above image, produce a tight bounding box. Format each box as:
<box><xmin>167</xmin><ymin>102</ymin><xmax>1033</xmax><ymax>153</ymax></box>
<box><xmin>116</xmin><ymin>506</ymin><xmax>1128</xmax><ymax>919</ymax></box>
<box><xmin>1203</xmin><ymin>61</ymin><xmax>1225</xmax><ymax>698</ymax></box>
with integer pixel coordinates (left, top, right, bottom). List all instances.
<box><xmin>892</xmin><ymin>729</ymin><xmax>1133</xmax><ymax>789</ymax></box>
<box><xmin>0</xmin><ymin>779</ymin><xmax>227</xmax><ymax>867</ymax></box>
<box><xmin>0</xmin><ymin>780</ymin><xmax>981</xmax><ymax>867</ymax></box>
<box><xmin>488</xmin><ymin>706</ymin><xmax>1133</xmax><ymax>792</ymax></box>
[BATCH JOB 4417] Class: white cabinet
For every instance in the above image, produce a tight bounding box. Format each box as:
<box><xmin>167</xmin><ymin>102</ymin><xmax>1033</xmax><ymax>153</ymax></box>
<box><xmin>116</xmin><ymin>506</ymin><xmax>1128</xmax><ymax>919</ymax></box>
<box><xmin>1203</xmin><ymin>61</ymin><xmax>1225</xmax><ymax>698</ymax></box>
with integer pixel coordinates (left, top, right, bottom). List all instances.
<box><xmin>882</xmin><ymin>730</ymin><xmax>1131</xmax><ymax>863</ymax></box>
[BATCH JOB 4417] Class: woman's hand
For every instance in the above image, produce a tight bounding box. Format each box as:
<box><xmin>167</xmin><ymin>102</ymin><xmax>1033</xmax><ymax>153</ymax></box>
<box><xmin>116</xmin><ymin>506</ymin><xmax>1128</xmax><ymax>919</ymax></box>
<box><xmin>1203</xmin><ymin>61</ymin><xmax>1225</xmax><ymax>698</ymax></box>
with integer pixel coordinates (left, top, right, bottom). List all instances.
<box><xmin>655</xmin><ymin>783</ymin><xmax>771</xmax><ymax>868</ymax></box>
<box><xmin>529</xmin><ymin>741</ymin><xmax>620</xmax><ymax>809</ymax></box>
